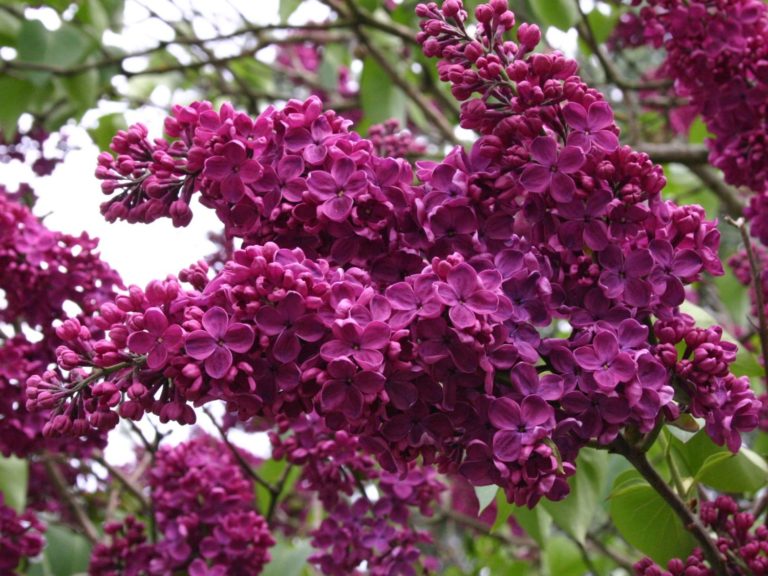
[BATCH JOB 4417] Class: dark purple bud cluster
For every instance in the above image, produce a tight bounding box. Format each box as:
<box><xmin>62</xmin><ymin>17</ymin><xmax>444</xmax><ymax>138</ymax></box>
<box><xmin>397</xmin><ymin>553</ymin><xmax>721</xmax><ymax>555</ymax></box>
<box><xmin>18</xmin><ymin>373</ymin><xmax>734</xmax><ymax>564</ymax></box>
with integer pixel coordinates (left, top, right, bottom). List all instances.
<box><xmin>89</xmin><ymin>436</ymin><xmax>275</xmax><ymax>575</ymax></box>
<box><xmin>0</xmin><ymin>495</ymin><xmax>45</xmax><ymax>575</ymax></box>
<box><xmin>624</xmin><ymin>0</ymin><xmax>768</xmax><ymax>244</ymax></box>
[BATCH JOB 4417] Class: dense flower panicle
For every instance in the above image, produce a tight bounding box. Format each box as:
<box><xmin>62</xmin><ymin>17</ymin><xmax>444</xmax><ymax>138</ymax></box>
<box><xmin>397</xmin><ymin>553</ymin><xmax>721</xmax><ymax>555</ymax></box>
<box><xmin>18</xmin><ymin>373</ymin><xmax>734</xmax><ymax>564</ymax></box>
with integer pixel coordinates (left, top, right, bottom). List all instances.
<box><xmin>270</xmin><ymin>415</ymin><xmax>442</xmax><ymax>575</ymax></box>
<box><xmin>88</xmin><ymin>437</ymin><xmax>274</xmax><ymax>575</ymax></box>
<box><xmin>0</xmin><ymin>187</ymin><xmax>119</xmax><ymax>458</ymax></box>
<box><xmin>88</xmin><ymin>517</ymin><xmax>154</xmax><ymax>576</ymax></box>
<box><xmin>635</xmin><ymin>496</ymin><xmax>768</xmax><ymax>575</ymax></box>
<box><xmin>1</xmin><ymin>125</ymin><xmax>68</xmax><ymax>177</ymax></box>
<box><xmin>621</xmin><ymin>0</ymin><xmax>768</xmax><ymax>243</ymax></box>
<box><xmin>38</xmin><ymin>0</ymin><xmax>759</xmax><ymax>511</ymax></box>
<box><xmin>0</xmin><ymin>496</ymin><xmax>45</xmax><ymax>575</ymax></box>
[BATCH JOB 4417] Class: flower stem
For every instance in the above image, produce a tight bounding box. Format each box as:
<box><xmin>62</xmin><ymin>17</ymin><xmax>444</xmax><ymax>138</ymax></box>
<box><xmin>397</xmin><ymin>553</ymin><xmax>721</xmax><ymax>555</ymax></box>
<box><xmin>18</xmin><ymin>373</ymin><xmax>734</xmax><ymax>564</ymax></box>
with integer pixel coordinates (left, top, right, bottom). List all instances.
<box><xmin>611</xmin><ymin>434</ymin><xmax>727</xmax><ymax>576</ymax></box>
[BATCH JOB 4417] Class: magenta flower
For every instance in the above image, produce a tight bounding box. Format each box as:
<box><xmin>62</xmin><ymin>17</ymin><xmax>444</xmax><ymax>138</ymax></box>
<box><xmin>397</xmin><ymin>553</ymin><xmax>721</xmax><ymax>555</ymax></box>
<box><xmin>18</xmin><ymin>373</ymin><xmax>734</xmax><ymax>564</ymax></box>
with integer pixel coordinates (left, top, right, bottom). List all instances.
<box><xmin>320</xmin><ymin>358</ymin><xmax>385</xmax><ymax>419</ymax></box>
<box><xmin>284</xmin><ymin>115</ymin><xmax>333</xmax><ymax>164</ymax></box>
<box><xmin>251</xmin><ymin>155</ymin><xmax>306</xmax><ymax>215</ymax></box>
<box><xmin>556</xmin><ymin>188</ymin><xmax>612</xmax><ymax>250</ymax></box>
<box><xmin>648</xmin><ymin>239</ymin><xmax>703</xmax><ymax>306</ymax></box>
<box><xmin>320</xmin><ymin>321</ymin><xmax>391</xmax><ymax>369</ymax></box>
<box><xmin>203</xmin><ymin>140</ymin><xmax>263</xmax><ymax>203</ymax></box>
<box><xmin>563</xmin><ymin>102</ymin><xmax>620</xmax><ymax>152</ymax></box>
<box><xmin>307</xmin><ymin>157</ymin><xmax>368</xmax><ymax>221</ymax></box>
<box><xmin>598</xmin><ymin>245</ymin><xmax>653</xmax><ymax>307</ymax></box>
<box><xmin>385</xmin><ymin>276</ymin><xmax>443</xmax><ymax>329</ymax></box>
<box><xmin>255</xmin><ymin>291</ymin><xmax>325</xmax><ymax>363</ymax></box>
<box><xmin>519</xmin><ymin>136</ymin><xmax>585</xmax><ymax>202</ymax></box>
<box><xmin>434</xmin><ymin>263</ymin><xmax>498</xmax><ymax>329</ymax></box>
<box><xmin>488</xmin><ymin>396</ymin><xmax>554</xmax><ymax>462</ymax></box>
<box><xmin>127</xmin><ymin>307</ymin><xmax>184</xmax><ymax>370</ymax></box>
<box><xmin>573</xmin><ymin>330</ymin><xmax>637</xmax><ymax>391</ymax></box>
<box><xmin>185</xmin><ymin>307</ymin><xmax>255</xmax><ymax>379</ymax></box>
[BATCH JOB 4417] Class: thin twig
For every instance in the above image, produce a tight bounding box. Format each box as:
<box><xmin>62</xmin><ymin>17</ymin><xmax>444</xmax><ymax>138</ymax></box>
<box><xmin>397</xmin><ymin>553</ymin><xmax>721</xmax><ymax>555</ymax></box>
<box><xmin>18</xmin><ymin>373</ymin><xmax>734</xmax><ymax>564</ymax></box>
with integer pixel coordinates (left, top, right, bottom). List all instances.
<box><xmin>610</xmin><ymin>435</ymin><xmax>727</xmax><ymax>576</ymax></box>
<box><xmin>265</xmin><ymin>462</ymin><xmax>295</xmax><ymax>522</ymax></box>
<box><xmin>638</xmin><ymin>142</ymin><xmax>710</xmax><ymax>165</ymax></box>
<box><xmin>337</xmin><ymin>0</ymin><xmax>459</xmax><ymax>145</ymax></box>
<box><xmin>688</xmin><ymin>165</ymin><xmax>745</xmax><ymax>218</ymax></box>
<box><xmin>43</xmin><ymin>456</ymin><xmax>100</xmax><ymax>544</ymax></box>
<box><xmin>586</xmin><ymin>534</ymin><xmax>637</xmax><ymax>573</ymax></box>
<box><xmin>726</xmin><ymin>216</ymin><xmax>768</xmax><ymax>382</ymax></box>
<box><xmin>202</xmin><ymin>407</ymin><xmax>276</xmax><ymax>493</ymax></box>
<box><xmin>94</xmin><ymin>453</ymin><xmax>149</xmax><ymax>509</ymax></box>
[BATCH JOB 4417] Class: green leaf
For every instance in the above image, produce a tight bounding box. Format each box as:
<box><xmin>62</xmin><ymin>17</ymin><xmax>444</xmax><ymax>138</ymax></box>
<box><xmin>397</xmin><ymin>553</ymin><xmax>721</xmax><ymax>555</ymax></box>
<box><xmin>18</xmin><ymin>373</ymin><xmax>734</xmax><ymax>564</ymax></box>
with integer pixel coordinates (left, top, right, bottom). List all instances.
<box><xmin>359</xmin><ymin>55</ymin><xmax>407</xmax><ymax>132</ymax></box>
<box><xmin>0</xmin><ymin>77</ymin><xmax>35</xmax><ymax>135</ymax></box>
<box><xmin>0</xmin><ymin>9</ymin><xmax>20</xmax><ymax>46</ymax></box>
<box><xmin>528</xmin><ymin>0</ymin><xmax>580</xmax><ymax>31</ymax></box>
<box><xmin>261</xmin><ymin>539</ymin><xmax>312</xmax><ymax>576</ymax></box>
<box><xmin>610</xmin><ymin>480</ymin><xmax>696</xmax><ymax>564</ymax></box>
<box><xmin>16</xmin><ymin>20</ymin><xmax>48</xmax><ymax>64</ymax></box>
<box><xmin>47</xmin><ymin>24</ymin><xmax>96</xmax><ymax>69</ymax></box>
<box><xmin>696</xmin><ymin>447</ymin><xmax>768</xmax><ymax>493</ymax></box>
<box><xmin>688</xmin><ymin>117</ymin><xmax>712</xmax><ymax>145</ymax></box>
<box><xmin>38</xmin><ymin>524</ymin><xmax>92</xmax><ymax>576</ymax></box>
<box><xmin>279</xmin><ymin>0</ymin><xmax>303</xmax><ymax>22</ymax></box>
<box><xmin>587</xmin><ymin>8</ymin><xmax>619</xmax><ymax>44</ymax></box>
<box><xmin>358</xmin><ymin>0</ymin><xmax>379</xmax><ymax>11</ymax></box>
<box><xmin>61</xmin><ymin>68</ymin><xmax>100</xmax><ymax>116</ymax></box>
<box><xmin>0</xmin><ymin>455</ymin><xmax>28</xmax><ymax>513</ymax></box>
<box><xmin>474</xmin><ymin>485</ymin><xmax>498</xmax><ymax>512</ymax></box>
<box><xmin>542</xmin><ymin>448</ymin><xmax>607</xmax><ymax>543</ymax></box>
<box><xmin>88</xmin><ymin>113</ymin><xmax>126</xmax><ymax>150</ymax></box>
<box><xmin>545</xmin><ymin>536</ymin><xmax>588</xmax><ymax>576</ymax></box>
<box><xmin>502</xmin><ymin>494</ymin><xmax>552</xmax><ymax>547</ymax></box>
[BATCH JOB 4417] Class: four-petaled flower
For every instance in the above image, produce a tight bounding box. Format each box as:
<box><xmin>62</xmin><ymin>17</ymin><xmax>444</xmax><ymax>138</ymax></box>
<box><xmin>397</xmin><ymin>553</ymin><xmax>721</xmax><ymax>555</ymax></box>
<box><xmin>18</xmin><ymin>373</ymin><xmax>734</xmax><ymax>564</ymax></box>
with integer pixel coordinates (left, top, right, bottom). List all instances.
<box><xmin>203</xmin><ymin>140</ymin><xmax>263</xmax><ymax>203</ymax></box>
<box><xmin>488</xmin><ymin>396</ymin><xmax>554</xmax><ymax>462</ymax></box>
<box><xmin>127</xmin><ymin>307</ymin><xmax>184</xmax><ymax>370</ymax></box>
<box><xmin>434</xmin><ymin>263</ymin><xmax>498</xmax><ymax>329</ymax></box>
<box><xmin>563</xmin><ymin>101</ymin><xmax>620</xmax><ymax>152</ymax></box>
<box><xmin>307</xmin><ymin>157</ymin><xmax>368</xmax><ymax>221</ymax></box>
<box><xmin>255</xmin><ymin>291</ymin><xmax>326</xmax><ymax>363</ymax></box>
<box><xmin>574</xmin><ymin>330</ymin><xmax>637</xmax><ymax>391</ymax></box>
<box><xmin>320</xmin><ymin>358</ymin><xmax>385</xmax><ymax>419</ymax></box>
<box><xmin>320</xmin><ymin>321</ymin><xmax>391</xmax><ymax>369</ymax></box>
<box><xmin>520</xmin><ymin>136</ymin><xmax>585</xmax><ymax>202</ymax></box>
<box><xmin>185</xmin><ymin>307</ymin><xmax>255</xmax><ymax>379</ymax></box>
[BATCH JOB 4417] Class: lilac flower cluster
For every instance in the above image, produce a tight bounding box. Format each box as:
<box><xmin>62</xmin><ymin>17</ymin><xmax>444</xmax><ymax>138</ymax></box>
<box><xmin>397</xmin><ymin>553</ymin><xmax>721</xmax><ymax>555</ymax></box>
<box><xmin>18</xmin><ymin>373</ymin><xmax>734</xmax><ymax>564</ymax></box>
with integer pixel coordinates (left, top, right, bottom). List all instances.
<box><xmin>89</xmin><ymin>436</ymin><xmax>275</xmax><ymax>576</ymax></box>
<box><xmin>0</xmin><ymin>495</ymin><xmax>45</xmax><ymax>575</ymax></box>
<box><xmin>34</xmin><ymin>0</ymin><xmax>759</xmax><ymax>510</ymax></box>
<box><xmin>1</xmin><ymin>125</ymin><xmax>68</xmax><ymax>177</ymax></box>
<box><xmin>270</xmin><ymin>414</ymin><xmax>442</xmax><ymax>575</ymax></box>
<box><xmin>635</xmin><ymin>495</ymin><xmax>768</xmax><ymax>575</ymax></box>
<box><xmin>0</xmin><ymin>187</ymin><xmax>120</xmax><ymax>457</ymax></box>
<box><xmin>89</xmin><ymin>516</ymin><xmax>154</xmax><ymax>576</ymax></box>
<box><xmin>625</xmin><ymin>0</ymin><xmax>768</xmax><ymax>243</ymax></box>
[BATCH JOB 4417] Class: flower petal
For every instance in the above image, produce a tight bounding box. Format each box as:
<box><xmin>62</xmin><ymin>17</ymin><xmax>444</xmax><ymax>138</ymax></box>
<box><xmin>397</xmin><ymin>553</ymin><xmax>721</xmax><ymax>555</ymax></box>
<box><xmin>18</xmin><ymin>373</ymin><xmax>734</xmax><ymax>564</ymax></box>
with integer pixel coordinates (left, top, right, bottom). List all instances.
<box><xmin>223</xmin><ymin>323</ymin><xmax>255</xmax><ymax>353</ymax></box>
<box><xmin>185</xmin><ymin>330</ymin><xmax>217</xmax><ymax>360</ymax></box>
<box><xmin>202</xmin><ymin>307</ymin><xmax>229</xmax><ymax>339</ymax></box>
<box><xmin>204</xmin><ymin>345</ymin><xmax>232</xmax><ymax>379</ymax></box>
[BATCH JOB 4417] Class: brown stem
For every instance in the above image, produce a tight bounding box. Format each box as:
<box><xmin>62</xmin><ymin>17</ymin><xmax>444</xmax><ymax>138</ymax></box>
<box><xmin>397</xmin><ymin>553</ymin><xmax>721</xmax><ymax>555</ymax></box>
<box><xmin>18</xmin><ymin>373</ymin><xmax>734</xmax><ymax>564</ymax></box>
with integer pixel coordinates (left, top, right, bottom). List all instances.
<box><xmin>43</xmin><ymin>456</ymin><xmax>100</xmax><ymax>544</ymax></box>
<box><xmin>94</xmin><ymin>453</ymin><xmax>149</xmax><ymax>509</ymax></box>
<box><xmin>337</xmin><ymin>0</ymin><xmax>459</xmax><ymax>145</ymax></box>
<box><xmin>726</xmin><ymin>216</ymin><xmax>768</xmax><ymax>382</ymax></box>
<box><xmin>610</xmin><ymin>435</ymin><xmax>727</xmax><ymax>576</ymax></box>
<box><xmin>689</xmin><ymin>165</ymin><xmax>745</xmax><ymax>218</ymax></box>
<box><xmin>638</xmin><ymin>142</ymin><xmax>710</xmax><ymax>165</ymax></box>
<box><xmin>585</xmin><ymin>534</ymin><xmax>637</xmax><ymax>573</ymax></box>
<box><xmin>202</xmin><ymin>407</ymin><xmax>276</xmax><ymax>494</ymax></box>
